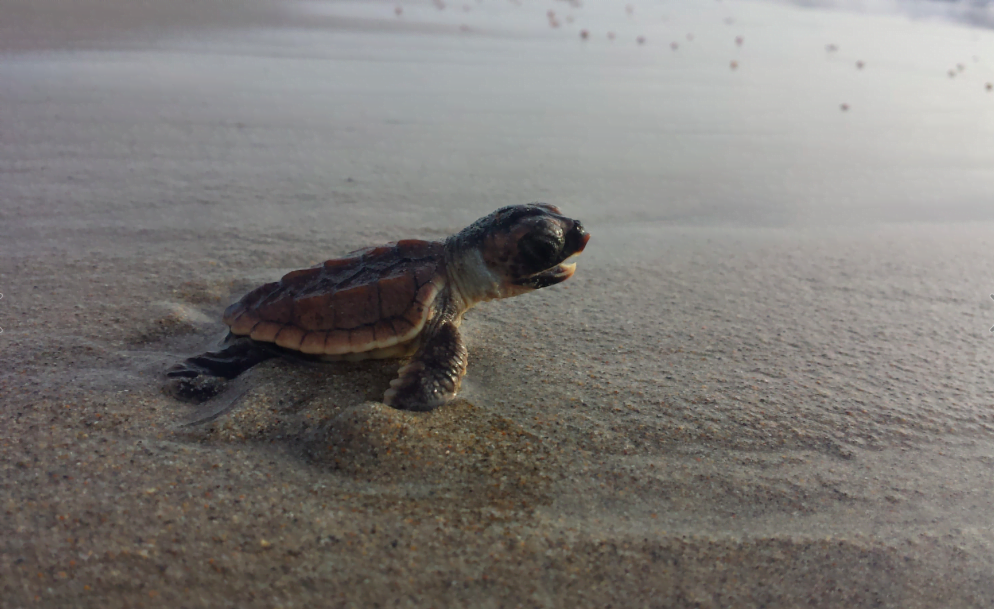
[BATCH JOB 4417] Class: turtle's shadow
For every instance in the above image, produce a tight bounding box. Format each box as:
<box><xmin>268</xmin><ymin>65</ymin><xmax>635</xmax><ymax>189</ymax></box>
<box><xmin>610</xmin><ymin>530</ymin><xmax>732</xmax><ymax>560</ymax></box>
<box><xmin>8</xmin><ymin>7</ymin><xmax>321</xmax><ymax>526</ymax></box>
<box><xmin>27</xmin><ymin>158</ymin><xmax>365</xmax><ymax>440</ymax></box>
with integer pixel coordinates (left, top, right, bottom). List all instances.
<box><xmin>169</xmin><ymin>358</ymin><xmax>556</xmax><ymax>510</ymax></box>
<box><xmin>172</xmin><ymin>357</ymin><xmax>396</xmax><ymax>426</ymax></box>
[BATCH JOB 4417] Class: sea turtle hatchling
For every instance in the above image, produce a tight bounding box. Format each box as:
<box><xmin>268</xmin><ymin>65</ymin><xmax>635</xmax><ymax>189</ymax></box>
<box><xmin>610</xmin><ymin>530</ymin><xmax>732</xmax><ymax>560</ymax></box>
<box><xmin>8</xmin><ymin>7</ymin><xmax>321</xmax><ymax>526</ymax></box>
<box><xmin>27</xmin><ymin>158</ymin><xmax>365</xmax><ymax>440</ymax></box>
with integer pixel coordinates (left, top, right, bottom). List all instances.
<box><xmin>167</xmin><ymin>204</ymin><xmax>589</xmax><ymax>412</ymax></box>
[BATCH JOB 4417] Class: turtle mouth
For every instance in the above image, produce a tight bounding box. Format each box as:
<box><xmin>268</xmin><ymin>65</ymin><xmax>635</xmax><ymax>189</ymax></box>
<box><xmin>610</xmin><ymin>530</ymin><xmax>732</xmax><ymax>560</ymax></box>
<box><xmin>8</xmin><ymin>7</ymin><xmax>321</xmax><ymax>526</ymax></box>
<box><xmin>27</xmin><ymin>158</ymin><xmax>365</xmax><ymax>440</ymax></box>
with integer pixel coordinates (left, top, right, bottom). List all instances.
<box><xmin>533</xmin><ymin>259</ymin><xmax>578</xmax><ymax>287</ymax></box>
<box><xmin>516</xmin><ymin>264</ymin><xmax>574</xmax><ymax>289</ymax></box>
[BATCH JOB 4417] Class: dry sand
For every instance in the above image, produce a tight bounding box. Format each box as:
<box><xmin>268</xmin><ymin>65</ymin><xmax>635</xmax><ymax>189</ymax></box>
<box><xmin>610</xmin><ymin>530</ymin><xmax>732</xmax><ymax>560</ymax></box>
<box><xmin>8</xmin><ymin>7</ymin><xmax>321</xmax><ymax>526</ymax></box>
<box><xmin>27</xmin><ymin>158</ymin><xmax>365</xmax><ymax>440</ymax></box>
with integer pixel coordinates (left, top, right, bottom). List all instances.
<box><xmin>2</xmin><ymin>0</ymin><xmax>994</xmax><ymax>607</ymax></box>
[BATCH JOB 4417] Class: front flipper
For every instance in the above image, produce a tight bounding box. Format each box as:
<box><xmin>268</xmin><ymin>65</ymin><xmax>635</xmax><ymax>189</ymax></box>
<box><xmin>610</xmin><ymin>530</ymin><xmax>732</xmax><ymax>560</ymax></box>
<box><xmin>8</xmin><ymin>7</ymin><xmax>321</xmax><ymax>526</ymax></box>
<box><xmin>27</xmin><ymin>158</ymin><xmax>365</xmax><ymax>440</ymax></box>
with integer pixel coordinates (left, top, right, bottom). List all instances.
<box><xmin>384</xmin><ymin>321</ymin><xmax>467</xmax><ymax>412</ymax></box>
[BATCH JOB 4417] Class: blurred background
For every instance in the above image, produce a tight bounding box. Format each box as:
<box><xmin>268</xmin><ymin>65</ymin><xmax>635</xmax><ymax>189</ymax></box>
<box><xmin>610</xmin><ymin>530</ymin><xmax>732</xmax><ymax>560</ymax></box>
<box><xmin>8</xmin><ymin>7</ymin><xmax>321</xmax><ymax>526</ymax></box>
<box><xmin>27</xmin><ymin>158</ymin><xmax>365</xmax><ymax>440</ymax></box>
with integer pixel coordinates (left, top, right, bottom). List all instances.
<box><xmin>4</xmin><ymin>0</ymin><xmax>994</xmax><ymax>232</ymax></box>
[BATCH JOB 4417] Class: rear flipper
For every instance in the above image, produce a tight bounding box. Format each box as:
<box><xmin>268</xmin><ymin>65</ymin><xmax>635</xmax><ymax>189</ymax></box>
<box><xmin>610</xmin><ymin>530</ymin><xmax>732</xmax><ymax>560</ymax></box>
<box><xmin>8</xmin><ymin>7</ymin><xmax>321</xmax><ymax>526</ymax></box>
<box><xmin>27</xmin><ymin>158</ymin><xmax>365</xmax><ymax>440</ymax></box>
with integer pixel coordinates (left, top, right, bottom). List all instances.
<box><xmin>165</xmin><ymin>336</ymin><xmax>275</xmax><ymax>402</ymax></box>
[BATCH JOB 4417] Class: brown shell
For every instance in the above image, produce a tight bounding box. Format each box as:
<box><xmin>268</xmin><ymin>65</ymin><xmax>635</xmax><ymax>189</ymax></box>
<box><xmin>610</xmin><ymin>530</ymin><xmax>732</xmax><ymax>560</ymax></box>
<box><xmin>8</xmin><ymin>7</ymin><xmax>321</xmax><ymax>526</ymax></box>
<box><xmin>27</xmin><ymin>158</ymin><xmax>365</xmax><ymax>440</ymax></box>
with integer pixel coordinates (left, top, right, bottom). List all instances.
<box><xmin>223</xmin><ymin>240</ymin><xmax>446</xmax><ymax>356</ymax></box>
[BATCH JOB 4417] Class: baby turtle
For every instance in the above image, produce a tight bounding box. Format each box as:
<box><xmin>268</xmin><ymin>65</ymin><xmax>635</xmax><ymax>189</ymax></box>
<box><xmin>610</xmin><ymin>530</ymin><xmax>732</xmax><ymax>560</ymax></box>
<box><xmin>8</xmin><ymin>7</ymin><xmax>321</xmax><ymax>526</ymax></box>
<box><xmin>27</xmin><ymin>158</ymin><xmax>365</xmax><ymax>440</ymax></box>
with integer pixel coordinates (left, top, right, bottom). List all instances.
<box><xmin>167</xmin><ymin>204</ymin><xmax>589</xmax><ymax>412</ymax></box>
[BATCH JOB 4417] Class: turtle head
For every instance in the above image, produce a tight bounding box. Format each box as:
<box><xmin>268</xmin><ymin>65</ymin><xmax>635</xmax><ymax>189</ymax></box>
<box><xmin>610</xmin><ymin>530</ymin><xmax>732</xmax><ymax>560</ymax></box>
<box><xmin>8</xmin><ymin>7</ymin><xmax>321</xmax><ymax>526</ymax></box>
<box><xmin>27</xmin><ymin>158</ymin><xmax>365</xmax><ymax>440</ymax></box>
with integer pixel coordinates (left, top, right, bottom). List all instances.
<box><xmin>447</xmin><ymin>203</ymin><xmax>590</xmax><ymax>302</ymax></box>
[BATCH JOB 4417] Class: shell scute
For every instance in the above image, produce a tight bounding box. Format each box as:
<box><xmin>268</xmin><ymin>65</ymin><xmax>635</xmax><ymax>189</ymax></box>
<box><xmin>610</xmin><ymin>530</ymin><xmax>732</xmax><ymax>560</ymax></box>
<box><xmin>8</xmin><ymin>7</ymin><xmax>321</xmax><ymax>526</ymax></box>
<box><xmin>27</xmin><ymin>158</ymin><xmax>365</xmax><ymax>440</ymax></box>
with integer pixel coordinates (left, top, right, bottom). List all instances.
<box><xmin>373</xmin><ymin>320</ymin><xmax>392</xmax><ymax>342</ymax></box>
<box><xmin>414</xmin><ymin>265</ymin><xmax>435</xmax><ymax>287</ymax></box>
<box><xmin>401</xmin><ymin>303</ymin><xmax>428</xmax><ymax>329</ymax></box>
<box><xmin>349</xmin><ymin>326</ymin><xmax>376</xmax><ymax>349</ymax></box>
<box><xmin>293</xmin><ymin>293</ymin><xmax>336</xmax><ymax>330</ymax></box>
<box><xmin>300</xmin><ymin>331</ymin><xmax>327</xmax><ymax>354</ymax></box>
<box><xmin>324</xmin><ymin>330</ymin><xmax>352</xmax><ymax>355</ymax></box>
<box><xmin>362</xmin><ymin>245</ymin><xmax>395</xmax><ymax>258</ymax></box>
<box><xmin>389</xmin><ymin>317</ymin><xmax>416</xmax><ymax>338</ymax></box>
<box><xmin>275</xmin><ymin>326</ymin><xmax>306</xmax><ymax>350</ymax></box>
<box><xmin>377</xmin><ymin>271</ymin><xmax>418</xmax><ymax>319</ymax></box>
<box><xmin>323</xmin><ymin>257</ymin><xmax>356</xmax><ymax>270</ymax></box>
<box><xmin>221</xmin><ymin>303</ymin><xmax>243</xmax><ymax>327</ymax></box>
<box><xmin>229</xmin><ymin>311</ymin><xmax>260</xmax><ymax>336</ymax></box>
<box><xmin>223</xmin><ymin>281</ymin><xmax>278</xmax><ymax>327</ymax></box>
<box><xmin>396</xmin><ymin>239</ymin><xmax>435</xmax><ymax>258</ymax></box>
<box><xmin>332</xmin><ymin>283</ymin><xmax>380</xmax><ymax>329</ymax></box>
<box><xmin>250</xmin><ymin>321</ymin><xmax>284</xmax><ymax>343</ymax></box>
<box><xmin>257</xmin><ymin>294</ymin><xmax>294</xmax><ymax>324</ymax></box>
<box><xmin>282</xmin><ymin>268</ymin><xmax>319</xmax><ymax>282</ymax></box>
<box><xmin>414</xmin><ymin>281</ymin><xmax>439</xmax><ymax>307</ymax></box>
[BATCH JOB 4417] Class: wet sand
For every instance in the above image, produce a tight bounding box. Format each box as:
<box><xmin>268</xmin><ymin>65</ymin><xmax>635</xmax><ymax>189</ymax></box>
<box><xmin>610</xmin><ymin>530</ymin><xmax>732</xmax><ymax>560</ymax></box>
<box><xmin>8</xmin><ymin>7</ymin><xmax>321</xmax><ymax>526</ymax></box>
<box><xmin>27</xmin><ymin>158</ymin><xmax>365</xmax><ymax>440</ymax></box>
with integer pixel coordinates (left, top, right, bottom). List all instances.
<box><xmin>2</xmin><ymin>0</ymin><xmax>994</xmax><ymax>607</ymax></box>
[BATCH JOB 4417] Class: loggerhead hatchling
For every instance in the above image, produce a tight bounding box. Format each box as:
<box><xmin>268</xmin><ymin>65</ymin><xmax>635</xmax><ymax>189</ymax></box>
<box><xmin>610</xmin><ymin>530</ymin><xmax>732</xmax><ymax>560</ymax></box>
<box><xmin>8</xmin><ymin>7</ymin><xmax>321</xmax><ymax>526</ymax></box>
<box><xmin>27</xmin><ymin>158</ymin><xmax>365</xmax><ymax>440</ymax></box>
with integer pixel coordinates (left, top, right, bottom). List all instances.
<box><xmin>167</xmin><ymin>204</ymin><xmax>589</xmax><ymax>412</ymax></box>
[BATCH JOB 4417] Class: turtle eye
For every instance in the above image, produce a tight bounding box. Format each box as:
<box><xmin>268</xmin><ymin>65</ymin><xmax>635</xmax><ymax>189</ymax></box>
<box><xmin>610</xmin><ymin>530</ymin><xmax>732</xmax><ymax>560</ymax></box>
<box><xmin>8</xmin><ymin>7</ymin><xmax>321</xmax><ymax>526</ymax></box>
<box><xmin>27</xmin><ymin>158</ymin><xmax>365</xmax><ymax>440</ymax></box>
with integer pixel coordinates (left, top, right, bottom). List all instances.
<box><xmin>519</xmin><ymin>232</ymin><xmax>561</xmax><ymax>267</ymax></box>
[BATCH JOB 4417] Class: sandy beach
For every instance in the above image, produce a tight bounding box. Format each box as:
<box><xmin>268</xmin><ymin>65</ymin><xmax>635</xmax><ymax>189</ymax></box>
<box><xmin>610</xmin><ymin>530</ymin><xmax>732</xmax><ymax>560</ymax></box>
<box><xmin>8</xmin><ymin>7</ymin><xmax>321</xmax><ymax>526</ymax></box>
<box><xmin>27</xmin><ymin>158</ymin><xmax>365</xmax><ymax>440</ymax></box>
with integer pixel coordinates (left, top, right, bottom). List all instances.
<box><xmin>2</xmin><ymin>0</ymin><xmax>994</xmax><ymax>606</ymax></box>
